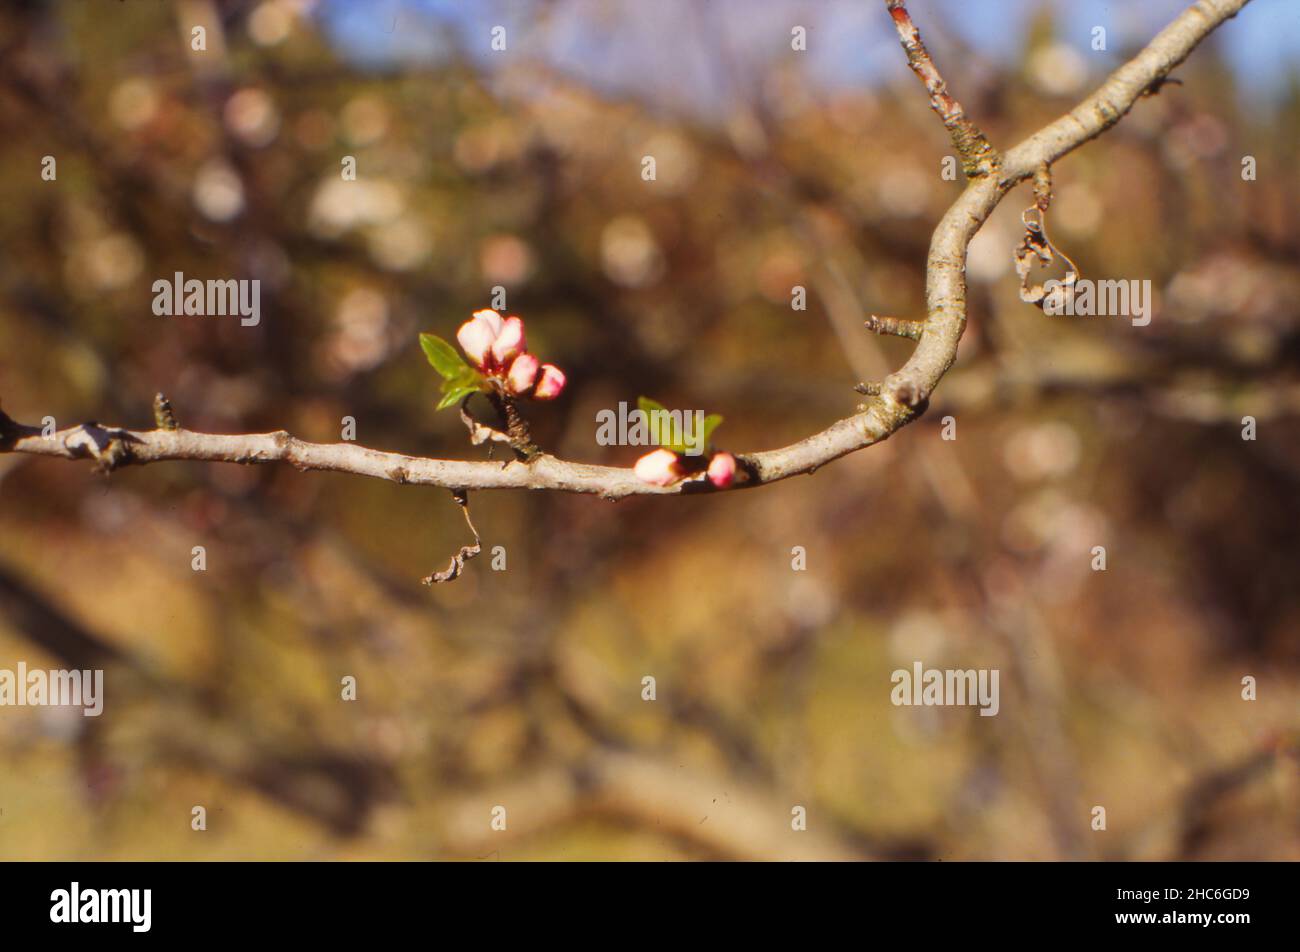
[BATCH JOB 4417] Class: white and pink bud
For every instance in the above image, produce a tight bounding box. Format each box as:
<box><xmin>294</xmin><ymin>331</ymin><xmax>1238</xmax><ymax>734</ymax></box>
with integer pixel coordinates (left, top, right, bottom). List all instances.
<box><xmin>505</xmin><ymin>352</ymin><xmax>540</xmax><ymax>395</ymax></box>
<box><xmin>491</xmin><ymin>316</ymin><xmax>526</xmax><ymax>367</ymax></box>
<box><xmin>471</xmin><ymin>308</ymin><xmax>504</xmax><ymax>337</ymax></box>
<box><xmin>454</xmin><ymin>308</ymin><xmax>566</xmax><ymax>399</ymax></box>
<box><xmin>706</xmin><ymin>452</ymin><xmax>736</xmax><ymax>489</ymax></box>
<box><xmin>457</xmin><ymin>311</ymin><xmax>501</xmax><ymax>369</ymax></box>
<box><xmin>533</xmin><ymin>364</ymin><xmax>566</xmax><ymax>401</ymax></box>
<box><xmin>634</xmin><ymin>448</ymin><xmax>684</xmax><ymax>487</ymax></box>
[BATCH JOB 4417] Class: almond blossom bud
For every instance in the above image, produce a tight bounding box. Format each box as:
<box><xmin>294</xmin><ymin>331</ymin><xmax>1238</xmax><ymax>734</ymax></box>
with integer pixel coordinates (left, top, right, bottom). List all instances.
<box><xmin>706</xmin><ymin>452</ymin><xmax>736</xmax><ymax>489</ymax></box>
<box><xmin>505</xmin><ymin>352</ymin><xmax>539</xmax><ymax>394</ymax></box>
<box><xmin>470</xmin><ymin>308</ymin><xmax>504</xmax><ymax>337</ymax></box>
<box><xmin>457</xmin><ymin>312</ymin><xmax>500</xmax><ymax>369</ymax></box>
<box><xmin>634</xmin><ymin>448</ymin><xmax>683</xmax><ymax>486</ymax></box>
<box><xmin>533</xmin><ymin>364</ymin><xmax>566</xmax><ymax>400</ymax></box>
<box><xmin>491</xmin><ymin>316</ymin><xmax>526</xmax><ymax>366</ymax></box>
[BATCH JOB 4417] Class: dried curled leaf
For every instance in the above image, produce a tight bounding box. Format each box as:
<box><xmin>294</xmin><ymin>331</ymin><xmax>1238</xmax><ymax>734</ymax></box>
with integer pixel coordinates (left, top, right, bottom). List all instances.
<box><xmin>459</xmin><ymin>400</ymin><xmax>512</xmax><ymax>448</ymax></box>
<box><xmin>422</xmin><ymin>489</ymin><xmax>482</xmax><ymax>585</ymax></box>
<box><xmin>1014</xmin><ymin>207</ymin><xmax>1079</xmax><ymax>310</ymax></box>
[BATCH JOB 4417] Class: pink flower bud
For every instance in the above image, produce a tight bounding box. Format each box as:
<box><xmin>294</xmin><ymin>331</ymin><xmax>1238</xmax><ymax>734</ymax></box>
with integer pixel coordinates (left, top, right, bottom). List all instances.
<box><xmin>533</xmin><ymin>363</ymin><xmax>566</xmax><ymax>400</ymax></box>
<box><xmin>706</xmin><ymin>452</ymin><xmax>736</xmax><ymax>489</ymax></box>
<box><xmin>634</xmin><ymin>448</ymin><xmax>683</xmax><ymax>487</ymax></box>
<box><xmin>457</xmin><ymin>313</ymin><xmax>499</xmax><ymax>369</ymax></box>
<box><xmin>491</xmin><ymin>316</ymin><xmax>526</xmax><ymax>366</ymax></box>
<box><xmin>505</xmin><ymin>352</ymin><xmax>539</xmax><ymax>394</ymax></box>
<box><xmin>470</xmin><ymin>308</ymin><xmax>504</xmax><ymax>337</ymax></box>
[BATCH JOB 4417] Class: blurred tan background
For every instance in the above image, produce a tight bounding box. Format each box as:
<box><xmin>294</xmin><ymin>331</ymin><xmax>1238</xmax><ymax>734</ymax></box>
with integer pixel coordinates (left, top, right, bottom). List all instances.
<box><xmin>0</xmin><ymin>0</ymin><xmax>1298</xmax><ymax>860</ymax></box>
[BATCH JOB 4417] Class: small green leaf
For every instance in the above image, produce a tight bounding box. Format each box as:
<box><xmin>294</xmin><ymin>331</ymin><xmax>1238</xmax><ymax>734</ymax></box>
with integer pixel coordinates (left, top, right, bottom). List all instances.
<box><xmin>637</xmin><ymin>395</ymin><xmax>667</xmax><ymax>418</ymax></box>
<box><xmin>420</xmin><ymin>333</ymin><xmax>471</xmax><ymax>381</ymax></box>
<box><xmin>637</xmin><ymin>395</ymin><xmax>685</xmax><ymax>451</ymax></box>
<box><xmin>701</xmin><ymin>413</ymin><xmax>724</xmax><ymax>448</ymax></box>
<box><xmin>436</xmin><ymin>382</ymin><xmax>482</xmax><ymax>410</ymax></box>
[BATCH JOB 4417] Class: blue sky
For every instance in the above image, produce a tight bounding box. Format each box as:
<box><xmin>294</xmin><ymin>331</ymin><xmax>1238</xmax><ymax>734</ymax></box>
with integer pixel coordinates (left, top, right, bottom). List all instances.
<box><xmin>316</xmin><ymin>0</ymin><xmax>1300</xmax><ymax>113</ymax></box>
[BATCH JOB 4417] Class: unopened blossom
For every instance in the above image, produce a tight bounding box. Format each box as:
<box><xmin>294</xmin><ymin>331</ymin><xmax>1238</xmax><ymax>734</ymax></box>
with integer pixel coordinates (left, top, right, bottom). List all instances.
<box><xmin>533</xmin><ymin>364</ymin><xmax>566</xmax><ymax>400</ymax></box>
<box><xmin>456</xmin><ymin>310</ymin><xmax>501</xmax><ymax>369</ymax></box>
<box><xmin>491</xmin><ymin>316</ymin><xmax>526</xmax><ymax>367</ymax></box>
<box><xmin>447</xmin><ymin>309</ymin><xmax>566</xmax><ymax>404</ymax></box>
<box><xmin>634</xmin><ymin>448</ymin><xmax>683</xmax><ymax>486</ymax></box>
<box><xmin>471</xmin><ymin>307</ymin><xmax>503</xmax><ymax>336</ymax></box>
<box><xmin>506</xmin><ymin>352</ymin><xmax>539</xmax><ymax>395</ymax></box>
<box><xmin>706</xmin><ymin>452</ymin><xmax>736</xmax><ymax>489</ymax></box>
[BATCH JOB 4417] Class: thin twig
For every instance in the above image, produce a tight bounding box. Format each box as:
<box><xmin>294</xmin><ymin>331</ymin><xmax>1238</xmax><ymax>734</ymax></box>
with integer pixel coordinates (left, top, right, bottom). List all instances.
<box><xmin>422</xmin><ymin>489</ymin><xmax>482</xmax><ymax>584</ymax></box>
<box><xmin>884</xmin><ymin>0</ymin><xmax>1000</xmax><ymax>177</ymax></box>
<box><xmin>864</xmin><ymin>314</ymin><xmax>925</xmax><ymax>341</ymax></box>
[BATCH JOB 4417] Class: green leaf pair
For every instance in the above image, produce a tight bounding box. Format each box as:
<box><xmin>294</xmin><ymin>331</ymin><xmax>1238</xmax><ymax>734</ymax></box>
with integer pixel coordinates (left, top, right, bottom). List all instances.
<box><xmin>420</xmin><ymin>333</ymin><xmax>487</xmax><ymax>410</ymax></box>
<box><xmin>637</xmin><ymin>396</ymin><xmax>724</xmax><ymax>456</ymax></box>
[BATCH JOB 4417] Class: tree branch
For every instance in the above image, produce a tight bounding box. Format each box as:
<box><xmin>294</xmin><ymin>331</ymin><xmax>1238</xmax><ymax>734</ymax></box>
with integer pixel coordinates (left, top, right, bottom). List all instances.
<box><xmin>881</xmin><ymin>0</ymin><xmax>1251</xmax><ymax>410</ymax></box>
<box><xmin>884</xmin><ymin>0</ymin><xmax>1000</xmax><ymax>177</ymax></box>
<box><xmin>0</xmin><ymin>0</ymin><xmax>1252</xmax><ymax>499</ymax></box>
<box><xmin>0</xmin><ymin>407</ymin><xmax>900</xmax><ymax>499</ymax></box>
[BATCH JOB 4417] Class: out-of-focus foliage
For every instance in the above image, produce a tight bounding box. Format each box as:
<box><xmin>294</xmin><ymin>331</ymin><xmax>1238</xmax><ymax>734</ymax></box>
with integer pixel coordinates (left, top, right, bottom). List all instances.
<box><xmin>0</xmin><ymin>0</ymin><xmax>1297</xmax><ymax>860</ymax></box>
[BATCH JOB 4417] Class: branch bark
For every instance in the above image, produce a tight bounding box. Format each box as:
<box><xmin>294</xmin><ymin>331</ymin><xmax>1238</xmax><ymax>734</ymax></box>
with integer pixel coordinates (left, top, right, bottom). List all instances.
<box><xmin>0</xmin><ymin>0</ymin><xmax>1252</xmax><ymax>499</ymax></box>
<box><xmin>884</xmin><ymin>0</ymin><xmax>1000</xmax><ymax>177</ymax></box>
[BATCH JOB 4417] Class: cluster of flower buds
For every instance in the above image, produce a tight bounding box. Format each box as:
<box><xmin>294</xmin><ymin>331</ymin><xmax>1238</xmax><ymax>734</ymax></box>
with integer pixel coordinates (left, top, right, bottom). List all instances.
<box><xmin>457</xmin><ymin>309</ymin><xmax>566</xmax><ymax>400</ymax></box>
<box><xmin>634</xmin><ymin>448</ymin><xmax>737</xmax><ymax>489</ymax></box>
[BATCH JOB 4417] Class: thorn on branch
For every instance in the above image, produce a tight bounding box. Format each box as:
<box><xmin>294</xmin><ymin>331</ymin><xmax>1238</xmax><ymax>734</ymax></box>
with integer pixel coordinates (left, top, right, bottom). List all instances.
<box><xmin>422</xmin><ymin>489</ymin><xmax>482</xmax><ymax>585</ymax></box>
<box><xmin>864</xmin><ymin>314</ymin><xmax>924</xmax><ymax>341</ymax></box>
<box><xmin>1141</xmin><ymin>75</ymin><xmax>1184</xmax><ymax>98</ymax></box>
